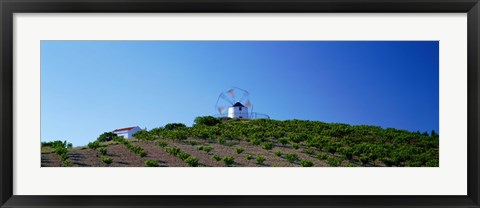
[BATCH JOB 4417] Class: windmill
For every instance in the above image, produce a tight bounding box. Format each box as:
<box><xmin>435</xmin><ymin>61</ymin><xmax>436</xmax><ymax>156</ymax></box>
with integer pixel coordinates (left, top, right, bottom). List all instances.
<box><xmin>214</xmin><ymin>87</ymin><xmax>269</xmax><ymax>119</ymax></box>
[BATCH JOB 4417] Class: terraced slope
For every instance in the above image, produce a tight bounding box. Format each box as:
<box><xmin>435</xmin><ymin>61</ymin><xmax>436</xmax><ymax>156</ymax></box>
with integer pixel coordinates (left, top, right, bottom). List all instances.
<box><xmin>41</xmin><ymin>117</ymin><xmax>439</xmax><ymax>167</ymax></box>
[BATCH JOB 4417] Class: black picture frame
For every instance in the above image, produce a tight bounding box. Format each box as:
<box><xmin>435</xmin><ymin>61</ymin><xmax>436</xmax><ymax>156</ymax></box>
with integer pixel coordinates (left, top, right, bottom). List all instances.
<box><xmin>1</xmin><ymin>0</ymin><xmax>479</xmax><ymax>207</ymax></box>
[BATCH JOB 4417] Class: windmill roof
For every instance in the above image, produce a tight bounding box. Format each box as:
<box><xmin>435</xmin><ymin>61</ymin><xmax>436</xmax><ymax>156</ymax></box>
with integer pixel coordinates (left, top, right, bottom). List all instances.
<box><xmin>233</xmin><ymin>102</ymin><xmax>245</xmax><ymax>107</ymax></box>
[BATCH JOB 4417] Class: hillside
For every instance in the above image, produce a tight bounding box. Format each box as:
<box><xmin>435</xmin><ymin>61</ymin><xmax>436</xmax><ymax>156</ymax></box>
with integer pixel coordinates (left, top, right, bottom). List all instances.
<box><xmin>41</xmin><ymin>116</ymin><xmax>439</xmax><ymax>167</ymax></box>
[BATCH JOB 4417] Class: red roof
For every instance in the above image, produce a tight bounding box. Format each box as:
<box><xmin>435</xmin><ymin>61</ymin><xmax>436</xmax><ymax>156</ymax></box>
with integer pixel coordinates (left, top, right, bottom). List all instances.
<box><xmin>112</xmin><ymin>126</ymin><xmax>137</xmax><ymax>132</ymax></box>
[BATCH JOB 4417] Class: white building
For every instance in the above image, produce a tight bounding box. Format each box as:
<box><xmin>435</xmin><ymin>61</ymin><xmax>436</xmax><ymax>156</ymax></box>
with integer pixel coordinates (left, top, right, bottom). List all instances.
<box><xmin>228</xmin><ymin>102</ymin><xmax>249</xmax><ymax>119</ymax></box>
<box><xmin>112</xmin><ymin>126</ymin><xmax>142</xmax><ymax>139</ymax></box>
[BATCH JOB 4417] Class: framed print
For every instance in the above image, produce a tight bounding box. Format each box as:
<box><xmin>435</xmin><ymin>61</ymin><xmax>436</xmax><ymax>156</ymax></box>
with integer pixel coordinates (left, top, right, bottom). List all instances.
<box><xmin>1</xmin><ymin>0</ymin><xmax>479</xmax><ymax>207</ymax></box>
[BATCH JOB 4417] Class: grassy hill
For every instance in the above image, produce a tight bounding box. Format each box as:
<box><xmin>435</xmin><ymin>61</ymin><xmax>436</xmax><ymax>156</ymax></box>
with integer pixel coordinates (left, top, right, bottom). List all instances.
<box><xmin>41</xmin><ymin>116</ymin><xmax>439</xmax><ymax>167</ymax></box>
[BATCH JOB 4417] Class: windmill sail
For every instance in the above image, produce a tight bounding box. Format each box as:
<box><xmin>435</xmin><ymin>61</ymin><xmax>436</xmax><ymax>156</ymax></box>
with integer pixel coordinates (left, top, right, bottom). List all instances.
<box><xmin>218</xmin><ymin>107</ymin><xmax>226</xmax><ymax>114</ymax></box>
<box><xmin>228</xmin><ymin>89</ymin><xmax>235</xmax><ymax>98</ymax></box>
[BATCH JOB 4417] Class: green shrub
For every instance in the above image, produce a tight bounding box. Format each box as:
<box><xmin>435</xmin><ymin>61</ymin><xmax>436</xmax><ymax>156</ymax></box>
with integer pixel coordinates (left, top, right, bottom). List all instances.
<box><xmin>339</xmin><ymin>147</ymin><xmax>353</xmax><ymax>160</ymax></box>
<box><xmin>223</xmin><ymin>156</ymin><xmax>235</xmax><ymax>166</ymax></box>
<box><xmin>55</xmin><ymin>147</ymin><xmax>67</xmax><ymax>158</ymax></box>
<box><xmin>235</xmin><ymin>148</ymin><xmax>244</xmax><ymax>154</ymax></box>
<box><xmin>125</xmin><ymin>143</ymin><xmax>148</xmax><ymax>157</ymax></box>
<box><xmin>194</xmin><ymin>116</ymin><xmax>220</xmax><ymax>126</ymax></box>
<box><xmin>316</xmin><ymin>153</ymin><xmax>328</xmax><ymax>160</ymax></box>
<box><xmin>52</xmin><ymin>144</ymin><xmax>71</xmax><ymax>166</ymax></box>
<box><xmin>133</xmin><ymin>129</ymin><xmax>156</xmax><ymax>141</ymax></box>
<box><xmin>98</xmin><ymin>148</ymin><xmax>107</xmax><ymax>156</ymax></box>
<box><xmin>226</xmin><ymin>141</ymin><xmax>235</xmax><ymax>147</ymax></box>
<box><xmin>285</xmin><ymin>154</ymin><xmax>299</xmax><ymax>163</ymax></box>
<box><xmin>405</xmin><ymin>160</ymin><xmax>424</xmax><ymax>167</ymax></box>
<box><xmin>155</xmin><ymin>141</ymin><xmax>168</xmax><ymax>148</ymax></box>
<box><xmin>42</xmin><ymin>140</ymin><xmax>69</xmax><ymax>149</ymax></box>
<box><xmin>360</xmin><ymin>155</ymin><xmax>370</xmax><ymax>165</ymax></box>
<box><xmin>300</xmin><ymin>159</ymin><xmax>314</xmax><ymax>167</ymax></box>
<box><xmin>144</xmin><ymin>160</ymin><xmax>159</xmax><ymax>167</ymax></box>
<box><xmin>302</xmin><ymin>148</ymin><xmax>315</xmax><ymax>155</ymax></box>
<box><xmin>97</xmin><ymin>132</ymin><xmax>118</xmax><ymax>142</ymax></box>
<box><xmin>212</xmin><ymin>155</ymin><xmax>222</xmax><ymax>161</ymax></box>
<box><xmin>203</xmin><ymin>146</ymin><xmax>213</xmax><ymax>153</ymax></box>
<box><xmin>54</xmin><ymin>147</ymin><xmax>68</xmax><ymax>155</ymax></box>
<box><xmin>164</xmin><ymin>123</ymin><xmax>186</xmax><ymax>130</ymax></box>
<box><xmin>381</xmin><ymin>158</ymin><xmax>396</xmax><ymax>167</ymax></box>
<box><xmin>101</xmin><ymin>156</ymin><xmax>113</xmax><ymax>165</ymax></box>
<box><xmin>292</xmin><ymin>143</ymin><xmax>299</xmax><ymax>150</ymax></box>
<box><xmin>274</xmin><ymin>151</ymin><xmax>282</xmax><ymax>157</ymax></box>
<box><xmin>114</xmin><ymin>136</ymin><xmax>126</xmax><ymax>143</ymax></box>
<box><xmin>217</xmin><ymin>137</ymin><xmax>226</xmax><ymax>144</ymax></box>
<box><xmin>41</xmin><ymin>140</ymin><xmax>73</xmax><ymax>149</ymax></box>
<box><xmin>245</xmin><ymin>154</ymin><xmax>253</xmax><ymax>160</ymax></box>
<box><xmin>369</xmin><ymin>154</ymin><xmax>378</xmax><ymax>163</ymax></box>
<box><xmin>178</xmin><ymin>152</ymin><xmax>191</xmax><ymax>161</ymax></box>
<box><xmin>58</xmin><ymin>152</ymin><xmax>69</xmax><ymax>161</ymax></box>
<box><xmin>327</xmin><ymin>156</ymin><xmax>342</xmax><ymax>167</ymax></box>
<box><xmin>325</xmin><ymin>144</ymin><xmax>338</xmax><ymax>155</ymax></box>
<box><xmin>62</xmin><ymin>159</ymin><xmax>71</xmax><ymax>167</ymax></box>
<box><xmin>196</xmin><ymin>145</ymin><xmax>204</xmax><ymax>151</ymax></box>
<box><xmin>345</xmin><ymin>152</ymin><xmax>353</xmax><ymax>160</ymax></box>
<box><xmin>346</xmin><ymin>163</ymin><xmax>357</xmax><ymax>167</ymax></box>
<box><xmin>165</xmin><ymin>147</ymin><xmax>181</xmax><ymax>156</ymax></box>
<box><xmin>163</xmin><ymin>130</ymin><xmax>188</xmax><ymax>141</ymax></box>
<box><xmin>187</xmin><ymin>140</ymin><xmax>198</xmax><ymax>146</ymax></box>
<box><xmin>256</xmin><ymin>156</ymin><xmax>266</xmax><ymax>165</ymax></box>
<box><xmin>289</xmin><ymin>134</ymin><xmax>308</xmax><ymax>143</ymax></box>
<box><xmin>262</xmin><ymin>142</ymin><xmax>273</xmax><ymax>150</ymax></box>
<box><xmin>251</xmin><ymin>137</ymin><xmax>262</xmax><ymax>145</ymax></box>
<box><xmin>87</xmin><ymin>141</ymin><xmax>101</xmax><ymax>150</ymax></box>
<box><xmin>119</xmin><ymin>139</ymin><xmax>129</xmax><ymax>145</ymax></box>
<box><xmin>185</xmin><ymin>157</ymin><xmax>199</xmax><ymax>167</ymax></box>
<box><xmin>278</xmin><ymin>137</ymin><xmax>289</xmax><ymax>146</ymax></box>
<box><xmin>425</xmin><ymin>159</ymin><xmax>439</xmax><ymax>167</ymax></box>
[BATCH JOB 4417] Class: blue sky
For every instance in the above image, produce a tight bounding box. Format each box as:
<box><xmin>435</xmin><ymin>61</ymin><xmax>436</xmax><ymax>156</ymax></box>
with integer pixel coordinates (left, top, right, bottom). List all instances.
<box><xmin>41</xmin><ymin>41</ymin><xmax>439</xmax><ymax>146</ymax></box>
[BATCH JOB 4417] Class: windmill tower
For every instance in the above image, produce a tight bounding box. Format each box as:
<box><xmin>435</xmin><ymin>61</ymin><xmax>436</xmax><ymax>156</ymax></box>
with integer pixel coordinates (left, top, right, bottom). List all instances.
<box><xmin>215</xmin><ymin>87</ymin><xmax>270</xmax><ymax>119</ymax></box>
<box><xmin>215</xmin><ymin>87</ymin><xmax>252</xmax><ymax>119</ymax></box>
<box><xmin>228</xmin><ymin>102</ymin><xmax>249</xmax><ymax>118</ymax></box>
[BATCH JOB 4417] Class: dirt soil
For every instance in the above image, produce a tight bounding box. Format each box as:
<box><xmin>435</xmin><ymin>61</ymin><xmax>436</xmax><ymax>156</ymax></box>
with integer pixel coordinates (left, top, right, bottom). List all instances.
<box><xmin>41</xmin><ymin>137</ymin><xmax>365</xmax><ymax>167</ymax></box>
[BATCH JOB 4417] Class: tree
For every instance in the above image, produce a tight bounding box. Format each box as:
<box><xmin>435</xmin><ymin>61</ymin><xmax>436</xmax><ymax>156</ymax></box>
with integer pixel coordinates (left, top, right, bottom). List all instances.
<box><xmin>97</xmin><ymin>132</ymin><xmax>118</xmax><ymax>142</ymax></box>
<box><xmin>194</xmin><ymin>116</ymin><xmax>220</xmax><ymax>126</ymax></box>
<box><xmin>164</xmin><ymin>123</ymin><xmax>186</xmax><ymax>130</ymax></box>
